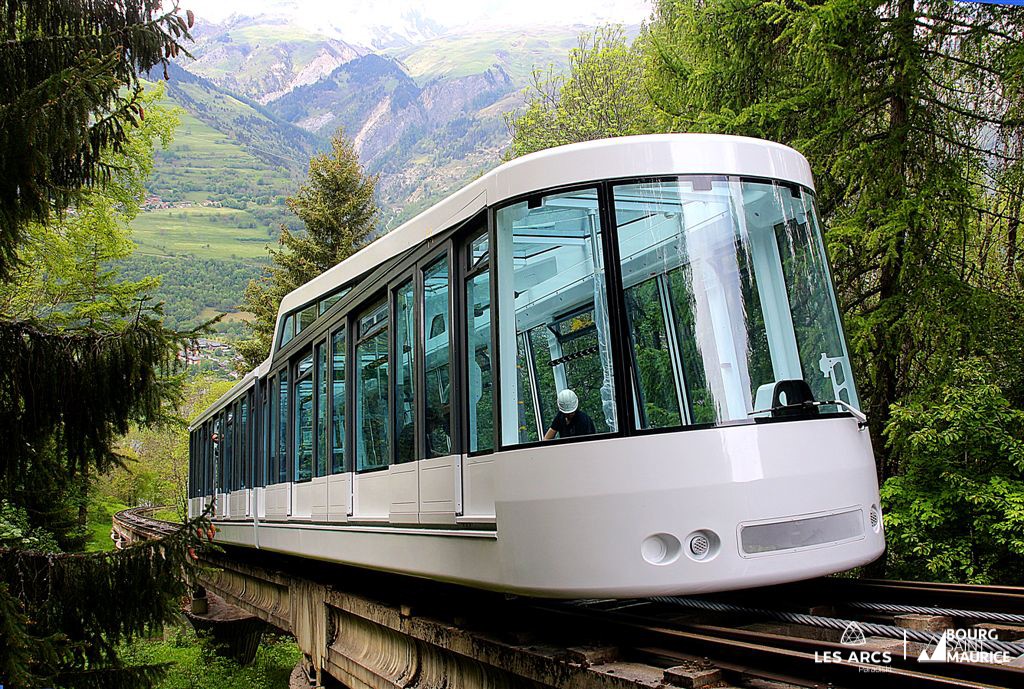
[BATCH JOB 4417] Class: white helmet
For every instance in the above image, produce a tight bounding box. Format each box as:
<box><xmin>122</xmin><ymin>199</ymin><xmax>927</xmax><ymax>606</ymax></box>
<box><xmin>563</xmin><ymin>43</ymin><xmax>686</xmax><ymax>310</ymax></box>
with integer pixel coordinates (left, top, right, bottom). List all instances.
<box><xmin>557</xmin><ymin>389</ymin><xmax>579</xmax><ymax>414</ymax></box>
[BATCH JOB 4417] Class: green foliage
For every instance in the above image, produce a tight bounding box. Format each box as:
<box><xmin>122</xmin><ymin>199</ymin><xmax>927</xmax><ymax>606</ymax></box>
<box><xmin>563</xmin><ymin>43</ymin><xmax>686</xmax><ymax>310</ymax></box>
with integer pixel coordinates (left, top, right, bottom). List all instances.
<box><xmin>0</xmin><ymin>0</ymin><xmax>192</xmax><ymax>278</ymax></box>
<box><xmin>84</xmin><ymin>497</ymin><xmax>130</xmax><ymax>552</ymax></box>
<box><xmin>117</xmin><ymin>256</ymin><xmax>266</xmax><ymax>331</ymax></box>
<box><xmin>123</xmin><ymin>625</ymin><xmax>300</xmax><ymax>689</ymax></box>
<box><xmin>0</xmin><ymin>500</ymin><xmax>61</xmax><ymax>552</ymax></box>
<box><xmin>101</xmin><ymin>376</ymin><xmax>237</xmax><ymax>520</ymax></box>
<box><xmin>645</xmin><ymin>0</ymin><xmax>1024</xmax><ymax>483</ymax></box>
<box><xmin>239</xmin><ymin>131</ymin><xmax>379</xmax><ymax>369</ymax></box>
<box><xmin>505</xmin><ymin>25</ymin><xmax>659</xmax><ymax>158</ymax></box>
<box><xmin>882</xmin><ymin>359</ymin><xmax>1024</xmax><ymax>584</ymax></box>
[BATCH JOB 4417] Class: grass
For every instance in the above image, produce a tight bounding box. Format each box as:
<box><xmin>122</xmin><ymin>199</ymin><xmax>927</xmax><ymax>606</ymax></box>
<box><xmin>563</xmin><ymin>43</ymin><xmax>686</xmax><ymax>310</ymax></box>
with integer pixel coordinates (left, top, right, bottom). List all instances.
<box><xmin>152</xmin><ymin>507</ymin><xmax>182</xmax><ymax>523</ymax></box>
<box><xmin>394</xmin><ymin>27</ymin><xmax>579</xmax><ymax>84</ymax></box>
<box><xmin>131</xmin><ymin>207</ymin><xmax>274</xmax><ymax>259</ymax></box>
<box><xmin>86</xmin><ymin>496</ymin><xmax>129</xmax><ymax>552</ymax></box>
<box><xmin>124</xmin><ymin>624</ymin><xmax>300</xmax><ymax>689</ymax></box>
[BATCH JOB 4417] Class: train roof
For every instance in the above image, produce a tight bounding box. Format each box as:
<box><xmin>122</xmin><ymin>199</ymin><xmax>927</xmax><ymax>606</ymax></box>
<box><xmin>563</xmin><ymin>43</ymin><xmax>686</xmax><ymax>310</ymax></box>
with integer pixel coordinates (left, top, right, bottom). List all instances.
<box><xmin>190</xmin><ymin>134</ymin><xmax>812</xmax><ymax>429</ymax></box>
<box><xmin>277</xmin><ymin>134</ymin><xmax>812</xmax><ymax>325</ymax></box>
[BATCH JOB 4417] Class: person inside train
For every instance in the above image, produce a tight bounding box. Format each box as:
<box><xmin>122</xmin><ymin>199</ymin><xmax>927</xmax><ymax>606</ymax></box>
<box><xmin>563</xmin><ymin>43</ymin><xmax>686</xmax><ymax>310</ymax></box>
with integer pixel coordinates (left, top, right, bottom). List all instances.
<box><xmin>543</xmin><ymin>389</ymin><xmax>595</xmax><ymax>440</ymax></box>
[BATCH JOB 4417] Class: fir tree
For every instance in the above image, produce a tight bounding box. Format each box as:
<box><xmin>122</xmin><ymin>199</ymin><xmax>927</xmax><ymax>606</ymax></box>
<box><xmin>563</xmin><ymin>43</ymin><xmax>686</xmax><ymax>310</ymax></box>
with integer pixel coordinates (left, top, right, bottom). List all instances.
<box><xmin>238</xmin><ymin>130</ymin><xmax>379</xmax><ymax>369</ymax></box>
<box><xmin>645</xmin><ymin>0</ymin><xmax>1024</xmax><ymax>481</ymax></box>
<box><xmin>0</xmin><ymin>3</ymin><xmax>207</xmax><ymax>687</ymax></box>
<box><xmin>0</xmin><ymin>0</ymin><xmax>194</xmax><ymax>279</ymax></box>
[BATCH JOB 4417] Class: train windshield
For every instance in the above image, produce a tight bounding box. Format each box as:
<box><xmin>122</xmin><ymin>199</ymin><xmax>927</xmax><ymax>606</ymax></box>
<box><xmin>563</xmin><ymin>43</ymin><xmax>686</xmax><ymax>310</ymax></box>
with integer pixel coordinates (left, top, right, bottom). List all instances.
<box><xmin>613</xmin><ymin>177</ymin><xmax>858</xmax><ymax>428</ymax></box>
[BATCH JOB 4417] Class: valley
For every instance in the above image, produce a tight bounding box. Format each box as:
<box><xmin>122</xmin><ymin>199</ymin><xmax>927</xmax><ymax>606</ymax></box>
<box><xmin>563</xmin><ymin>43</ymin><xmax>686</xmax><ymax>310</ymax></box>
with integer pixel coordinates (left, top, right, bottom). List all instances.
<box><xmin>128</xmin><ymin>13</ymin><xmax>626</xmax><ymax>333</ymax></box>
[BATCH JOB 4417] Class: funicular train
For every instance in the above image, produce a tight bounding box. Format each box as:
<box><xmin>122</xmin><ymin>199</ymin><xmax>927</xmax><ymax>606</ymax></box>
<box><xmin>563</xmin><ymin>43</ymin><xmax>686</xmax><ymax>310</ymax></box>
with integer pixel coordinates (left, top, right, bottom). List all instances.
<box><xmin>188</xmin><ymin>134</ymin><xmax>885</xmax><ymax>597</ymax></box>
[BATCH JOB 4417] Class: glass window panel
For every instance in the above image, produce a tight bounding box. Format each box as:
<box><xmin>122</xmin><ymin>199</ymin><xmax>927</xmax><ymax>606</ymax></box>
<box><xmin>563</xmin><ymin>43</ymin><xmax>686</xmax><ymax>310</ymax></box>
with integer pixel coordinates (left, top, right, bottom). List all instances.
<box><xmin>331</xmin><ymin>329</ymin><xmax>347</xmax><ymax>473</ymax></box>
<box><xmin>212</xmin><ymin>421</ymin><xmax>219</xmax><ymax>493</ymax></box>
<box><xmin>465</xmin><ymin>270</ymin><xmax>493</xmax><ymax>452</ymax></box>
<box><xmin>294</xmin><ymin>354</ymin><xmax>314</xmax><ymax>482</ymax></box>
<box><xmin>297</xmin><ymin>305</ymin><xmax>317</xmax><ymax>334</ymax></box>
<box><xmin>470</xmin><ymin>233</ymin><xmax>489</xmax><ymax>270</ymax></box>
<box><xmin>260</xmin><ymin>387</ymin><xmax>269</xmax><ymax>487</ymax></box>
<box><xmin>278</xmin><ymin>368</ymin><xmax>289</xmax><ymax>483</ymax></box>
<box><xmin>394</xmin><ymin>281</ymin><xmax>416</xmax><ymax>463</ymax></box>
<box><xmin>613</xmin><ymin>177</ymin><xmax>857</xmax><ymax>428</ymax></box>
<box><xmin>319</xmin><ymin>288</ymin><xmax>350</xmax><ymax>315</ymax></box>
<box><xmin>240</xmin><ymin>396</ymin><xmax>249</xmax><ymax>488</ymax></box>
<box><xmin>269</xmin><ymin>376</ymin><xmax>278</xmax><ymax>484</ymax></box>
<box><xmin>224</xmin><ymin>409</ymin><xmax>234</xmax><ymax>492</ymax></box>
<box><xmin>423</xmin><ymin>257</ymin><xmax>452</xmax><ymax>457</ymax></box>
<box><xmin>356</xmin><ymin>305</ymin><xmax>390</xmax><ymax>471</ymax></box>
<box><xmin>624</xmin><ymin>277</ymin><xmax>683</xmax><ymax>429</ymax></box>
<box><xmin>316</xmin><ymin>341</ymin><xmax>328</xmax><ymax>477</ymax></box>
<box><xmin>495</xmin><ymin>189</ymin><xmax>617</xmax><ymax>445</ymax></box>
<box><xmin>359</xmin><ymin>302</ymin><xmax>388</xmax><ymax>336</ymax></box>
<box><xmin>281</xmin><ymin>314</ymin><xmax>294</xmax><ymax>348</ymax></box>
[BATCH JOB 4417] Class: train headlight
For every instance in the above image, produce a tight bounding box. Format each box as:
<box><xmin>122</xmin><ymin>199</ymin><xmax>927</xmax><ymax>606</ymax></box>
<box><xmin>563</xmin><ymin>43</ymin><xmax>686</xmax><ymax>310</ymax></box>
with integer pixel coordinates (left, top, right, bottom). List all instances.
<box><xmin>640</xmin><ymin>533</ymin><xmax>682</xmax><ymax>566</ymax></box>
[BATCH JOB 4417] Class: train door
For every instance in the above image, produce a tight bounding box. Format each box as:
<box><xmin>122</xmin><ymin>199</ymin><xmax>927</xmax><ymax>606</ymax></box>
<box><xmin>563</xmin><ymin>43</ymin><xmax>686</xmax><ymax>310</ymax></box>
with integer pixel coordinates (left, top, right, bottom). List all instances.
<box><xmin>326</xmin><ymin>324</ymin><xmax>352</xmax><ymax>521</ymax></box>
<box><xmin>416</xmin><ymin>248</ymin><xmax>461</xmax><ymax>524</ymax></box>
<box><xmin>389</xmin><ymin>277</ymin><xmax>419</xmax><ymax>523</ymax></box>
<box><xmin>459</xmin><ymin>220</ymin><xmax>496</xmax><ymax>522</ymax></box>
<box><xmin>351</xmin><ymin>299</ymin><xmax>390</xmax><ymax>520</ymax></box>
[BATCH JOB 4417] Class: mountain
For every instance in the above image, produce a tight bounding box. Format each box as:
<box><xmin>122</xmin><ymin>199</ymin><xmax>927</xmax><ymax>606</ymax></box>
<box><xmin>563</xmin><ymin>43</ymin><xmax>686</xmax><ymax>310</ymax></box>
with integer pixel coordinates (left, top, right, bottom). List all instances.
<box><xmin>128</xmin><ymin>64</ymin><xmax>324</xmax><ymax>330</ymax></box>
<box><xmin>185</xmin><ymin>18</ymin><xmax>365</xmax><ymax>104</ymax></box>
<box><xmin>130</xmin><ymin>17</ymin><xmax>621</xmax><ymax>332</ymax></box>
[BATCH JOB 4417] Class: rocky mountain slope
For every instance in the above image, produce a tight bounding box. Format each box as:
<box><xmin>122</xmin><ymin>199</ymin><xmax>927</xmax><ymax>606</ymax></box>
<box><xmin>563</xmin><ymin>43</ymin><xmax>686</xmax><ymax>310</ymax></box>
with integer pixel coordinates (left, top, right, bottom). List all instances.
<box><xmin>133</xmin><ymin>14</ymin><xmax>632</xmax><ymax>329</ymax></box>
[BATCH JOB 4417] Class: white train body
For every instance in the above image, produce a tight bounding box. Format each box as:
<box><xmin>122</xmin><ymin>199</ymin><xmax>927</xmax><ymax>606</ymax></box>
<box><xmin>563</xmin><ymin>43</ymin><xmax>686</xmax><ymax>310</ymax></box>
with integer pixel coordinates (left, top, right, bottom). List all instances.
<box><xmin>188</xmin><ymin>134</ymin><xmax>885</xmax><ymax>598</ymax></box>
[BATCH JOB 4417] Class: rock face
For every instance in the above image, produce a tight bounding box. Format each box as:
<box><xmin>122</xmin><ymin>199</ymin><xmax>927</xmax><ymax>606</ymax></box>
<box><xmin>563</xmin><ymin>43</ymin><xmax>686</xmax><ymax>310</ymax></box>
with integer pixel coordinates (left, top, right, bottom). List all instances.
<box><xmin>169</xmin><ymin>16</ymin><xmax>592</xmax><ymax>227</ymax></box>
<box><xmin>186</xmin><ymin>18</ymin><xmax>365</xmax><ymax>104</ymax></box>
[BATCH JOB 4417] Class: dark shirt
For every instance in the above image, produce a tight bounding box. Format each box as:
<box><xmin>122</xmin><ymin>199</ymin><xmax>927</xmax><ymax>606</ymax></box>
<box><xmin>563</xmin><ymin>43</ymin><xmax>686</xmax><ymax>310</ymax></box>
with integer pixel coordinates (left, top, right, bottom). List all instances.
<box><xmin>549</xmin><ymin>410</ymin><xmax>596</xmax><ymax>438</ymax></box>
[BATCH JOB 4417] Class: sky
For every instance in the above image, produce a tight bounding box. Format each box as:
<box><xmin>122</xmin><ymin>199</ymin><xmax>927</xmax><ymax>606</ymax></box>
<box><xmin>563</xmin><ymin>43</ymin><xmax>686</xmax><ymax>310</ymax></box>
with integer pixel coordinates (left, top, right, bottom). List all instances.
<box><xmin>178</xmin><ymin>0</ymin><xmax>653</xmax><ymax>39</ymax></box>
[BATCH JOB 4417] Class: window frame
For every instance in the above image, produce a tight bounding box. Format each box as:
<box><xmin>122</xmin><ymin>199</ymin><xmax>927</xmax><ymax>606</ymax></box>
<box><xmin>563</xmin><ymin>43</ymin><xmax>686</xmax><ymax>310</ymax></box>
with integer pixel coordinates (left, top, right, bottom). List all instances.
<box><xmin>354</xmin><ymin>294</ymin><xmax>391</xmax><ymax>474</ymax></box>
<box><xmin>491</xmin><ymin>183</ymin><xmax>628</xmax><ymax>452</ymax></box>
<box><xmin>461</xmin><ymin>216</ymin><xmax>496</xmax><ymax>457</ymax></box>
<box><xmin>419</xmin><ymin>246</ymin><xmax>456</xmax><ymax>460</ymax></box>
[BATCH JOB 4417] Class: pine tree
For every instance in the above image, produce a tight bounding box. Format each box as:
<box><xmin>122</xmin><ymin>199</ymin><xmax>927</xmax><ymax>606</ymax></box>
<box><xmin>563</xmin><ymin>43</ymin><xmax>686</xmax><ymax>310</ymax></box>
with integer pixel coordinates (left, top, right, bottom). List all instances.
<box><xmin>0</xmin><ymin>0</ymin><xmax>194</xmax><ymax>279</ymax></box>
<box><xmin>645</xmin><ymin>0</ymin><xmax>1024</xmax><ymax>481</ymax></box>
<box><xmin>238</xmin><ymin>131</ymin><xmax>379</xmax><ymax>369</ymax></box>
<box><xmin>0</xmin><ymin>3</ymin><xmax>207</xmax><ymax>687</ymax></box>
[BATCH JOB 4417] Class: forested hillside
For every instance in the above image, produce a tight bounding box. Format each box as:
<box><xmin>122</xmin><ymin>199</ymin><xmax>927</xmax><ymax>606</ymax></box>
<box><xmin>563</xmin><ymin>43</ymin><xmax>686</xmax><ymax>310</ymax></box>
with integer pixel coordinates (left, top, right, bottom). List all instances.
<box><xmin>129</xmin><ymin>18</ymin><xmax>590</xmax><ymax>332</ymax></box>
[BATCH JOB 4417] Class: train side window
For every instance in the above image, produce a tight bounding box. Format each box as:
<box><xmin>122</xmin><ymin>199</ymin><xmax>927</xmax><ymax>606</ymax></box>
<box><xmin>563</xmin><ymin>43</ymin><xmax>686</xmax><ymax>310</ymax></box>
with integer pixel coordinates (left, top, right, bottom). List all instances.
<box><xmin>294</xmin><ymin>353</ymin><xmax>314</xmax><ymax>482</ymax></box>
<box><xmin>280</xmin><ymin>314</ymin><xmax>295</xmax><ymax>348</ymax></box>
<box><xmin>296</xmin><ymin>304</ymin><xmax>317</xmax><ymax>335</ymax></box>
<box><xmin>495</xmin><ymin>189</ymin><xmax>618</xmax><ymax>446</ymax></box>
<box><xmin>243</xmin><ymin>394</ymin><xmax>251</xmax><ymax>489</ymax></box>
<box><xmin>269</xmin><ymin>375</ymin><xmax>279</xmax><ymax>485</ymax></box>
<box><xmin>225</xmin><ymin>408</ymin><xmax>235</xmax><ymax>492</ymax></box>
<box><xmin>355</xmin><ymin>301</ymin><xmax>390</xmax><ymax>471</ymax></box>
<box><xmin>423</xmin><ymin>256</ymin><xmax>452</xmax><ymax>457</ymax></box>
<box><xmin>394</xmin><ymin>280</ymin><xmax>416</xmax><ymax>463</ymax></box>
<box><xmin>331</xmin><ymin>328</ymin><xmax>347</xmax><ymax>473</ymax></box>
<box><xmin>259</xmin><ymin>382</ymin><xmax>268</xmax><ymax>488</ymax></box>
<box><xmin>315</xmin><ymin>340</ymin><xmax>328</xmax><ymax>477</ymax></box>
<box><xmin>464</xmin><ymin>233</ymin><xmax>493</xmax><ymax>454</ymax></box>
<box><xmin>205</xmin><ymin>421</ymin><xmax>213</xmax><ymax>496</ymax></box>
<box><xmin>278</xmin><ymin>368</ymin><xmax>289</xmax><ymax>483</ymax></box>
<box><xmin>469</xmin><ymin>233</ymin><xmax>489</xmax><ymax>270</ymax></box>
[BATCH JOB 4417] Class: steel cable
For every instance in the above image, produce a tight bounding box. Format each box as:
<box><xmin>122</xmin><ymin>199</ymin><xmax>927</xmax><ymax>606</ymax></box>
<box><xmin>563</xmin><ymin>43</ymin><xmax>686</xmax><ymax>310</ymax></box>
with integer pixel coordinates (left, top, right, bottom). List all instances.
<box><xmin>648</xmin><ymin>596</ymin><xmax>1024</xmax><ymax>656</ymax></box>
<box><xmin>847</xmin><ymin>601</ymin><xmax>1024</xmax><ymax>625</ymax></box>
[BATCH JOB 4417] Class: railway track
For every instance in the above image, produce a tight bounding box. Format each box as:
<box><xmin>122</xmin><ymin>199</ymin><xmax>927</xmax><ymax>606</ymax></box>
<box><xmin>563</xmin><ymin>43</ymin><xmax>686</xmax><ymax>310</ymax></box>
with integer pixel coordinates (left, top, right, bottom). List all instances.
<box><xmin>116</xmin><ymin>507</ymin><xmax>1024</xmax><ymax>688</ymax></box>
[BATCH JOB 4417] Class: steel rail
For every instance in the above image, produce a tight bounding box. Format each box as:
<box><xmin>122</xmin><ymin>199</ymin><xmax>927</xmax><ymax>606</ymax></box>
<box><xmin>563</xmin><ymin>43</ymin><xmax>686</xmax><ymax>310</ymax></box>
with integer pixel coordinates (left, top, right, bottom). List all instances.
<box><xmin>650</xmin><ymin>596</ymin><xmax>1024</xmax><ymax>656</ymax></box>
<box><xmin>533</xmin><ymin>602</ymin><xmax>1014</xmax><ymax>689</ymax></box>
